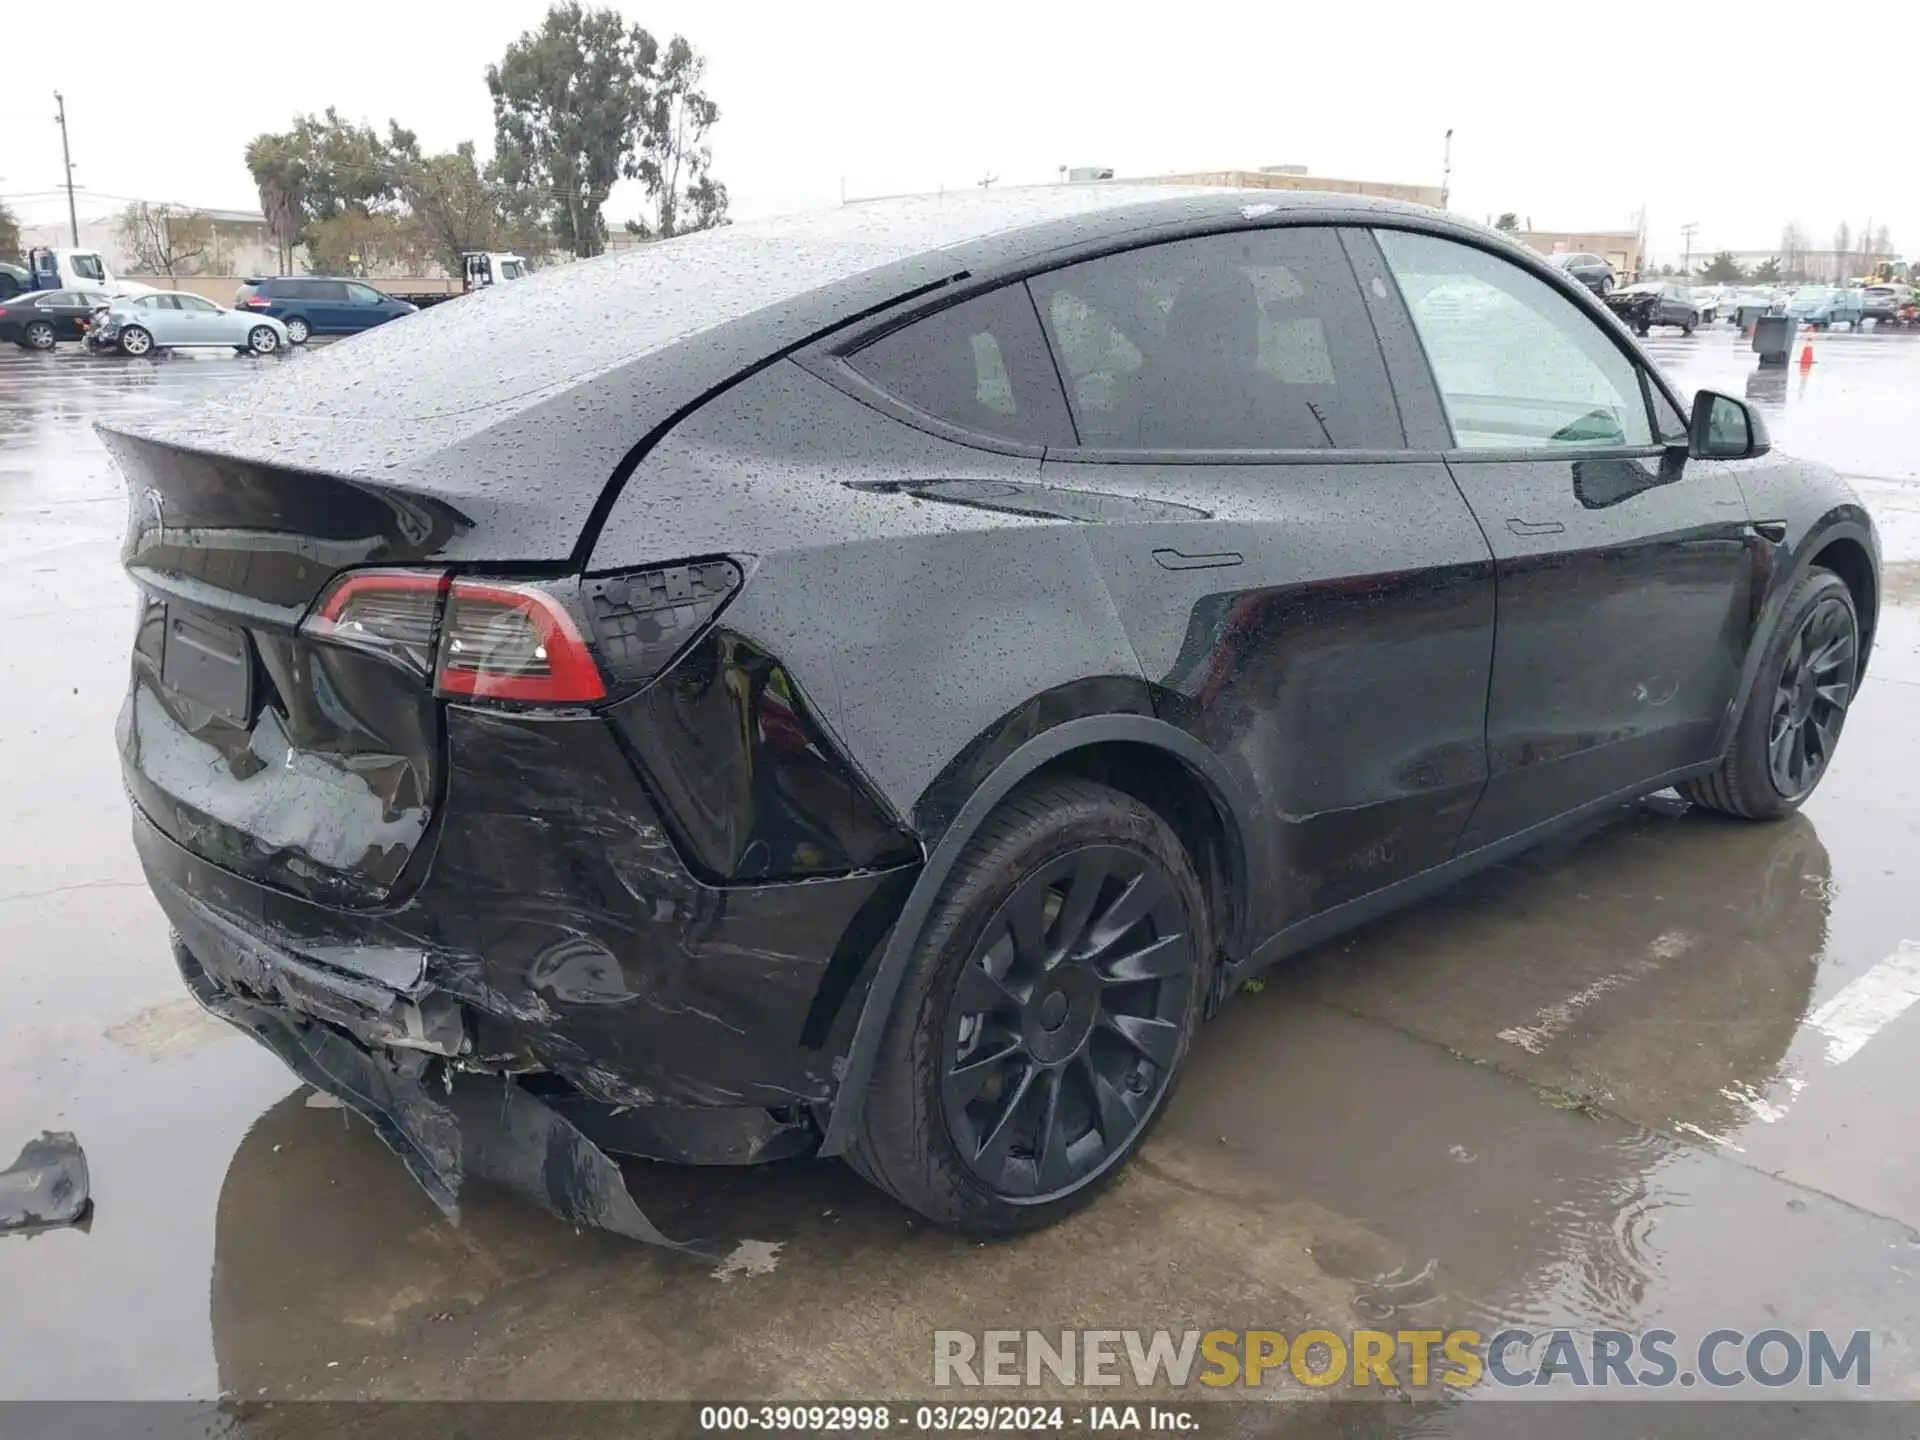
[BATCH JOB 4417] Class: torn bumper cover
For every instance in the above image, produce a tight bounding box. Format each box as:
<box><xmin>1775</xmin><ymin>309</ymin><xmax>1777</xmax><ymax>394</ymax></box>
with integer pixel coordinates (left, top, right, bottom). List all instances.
<box><xmin>175</xmin><ymin>939</ymin><xmax>718</xmax><ymax>1258</ymax></box>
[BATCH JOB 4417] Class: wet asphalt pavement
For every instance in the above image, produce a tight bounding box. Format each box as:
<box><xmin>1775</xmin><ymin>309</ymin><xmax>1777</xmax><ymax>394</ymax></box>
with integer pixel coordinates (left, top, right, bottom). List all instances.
<box><xmin>3</xmin><ymin>327</ymin><xmax>1919</xmax><ymax>1431</ymax></box>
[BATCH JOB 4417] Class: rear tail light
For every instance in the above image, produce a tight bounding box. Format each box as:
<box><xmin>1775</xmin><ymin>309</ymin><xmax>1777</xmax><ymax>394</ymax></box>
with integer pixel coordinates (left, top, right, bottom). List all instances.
<box><xmin>242</xmin><ymin>296</ymin><xmax>271</xmax><ymax>307</ymax></box>
<box><xmin>437</xmin><ymin>580</ymin><xmax>605</xmax><ymax>702</ymax></box>
<box><xmin>303</xmin><ymin>562</ymin><xmax>740</xmax><ymax>703</ymax></box>
<box><xmin>304</xmin><ymin>568</ymin><xmax>449</xmax><ymax>677</ymax></box>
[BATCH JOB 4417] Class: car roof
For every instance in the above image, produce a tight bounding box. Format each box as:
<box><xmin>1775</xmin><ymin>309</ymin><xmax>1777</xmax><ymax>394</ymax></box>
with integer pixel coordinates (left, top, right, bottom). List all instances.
<box><xmin>100</xmin><ymin>184</ymin><xmax>1486</xmax><ymax>540</ymax></box>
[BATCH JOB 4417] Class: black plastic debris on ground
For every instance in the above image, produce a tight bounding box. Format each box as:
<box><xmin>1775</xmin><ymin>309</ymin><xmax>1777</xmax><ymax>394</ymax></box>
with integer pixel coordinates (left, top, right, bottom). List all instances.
<box><xmin>0</xmin><ymin>1131</ymin><xmax>92</xmax><ymax>1234</ymax></box>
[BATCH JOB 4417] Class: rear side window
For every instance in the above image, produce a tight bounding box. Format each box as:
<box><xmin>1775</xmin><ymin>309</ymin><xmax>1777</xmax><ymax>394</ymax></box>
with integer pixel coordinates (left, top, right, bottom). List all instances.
<box><xmin>1028</xmin><ymin>226</ymin><xmax>1404</xmax><ymax>450</ymax></box>
<box><xmin>846</xmin><ymin>285</ymin><xmax>1074</xmax><ymax>446</ymax></box>
<box><xmin>314</xmin><ymin>281</ymin><xmax>351</xmax><ymax>302</ymax></box>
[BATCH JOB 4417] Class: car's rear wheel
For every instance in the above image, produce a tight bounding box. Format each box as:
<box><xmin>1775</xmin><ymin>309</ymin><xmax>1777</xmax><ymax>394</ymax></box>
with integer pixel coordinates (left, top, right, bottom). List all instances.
<box><xmin>1683</xmin><ymin>569</ymin><xmax>1859</xmax><ymax>820</ymax></box>
<box><xmin>23</xmin><ymin>320</ymin><xmax>57</xmax><ymax>350</ymax></box>
<box><xmin>247</xmin><ymin>325</ymin><xmax>279</xmax><ymax>355</ymax></box>
<box><xmin>1683</xmin><ymin>320</ymin><xmax>1696</xmax><ymax>335</ymax></box>
<box><xmin>850</xmin><ymin>776</ymin><xmax>1209</xmax><ymax>1236</ymax></box>
<box><xmin>283</xmin><ymin>317</ymin><xmax>311</xmax><ymax>345</ymax></box>
<box><xmin>119</xmin><ymin>325</ymin><xmax>153</xmax><ymax>357</ymax></box>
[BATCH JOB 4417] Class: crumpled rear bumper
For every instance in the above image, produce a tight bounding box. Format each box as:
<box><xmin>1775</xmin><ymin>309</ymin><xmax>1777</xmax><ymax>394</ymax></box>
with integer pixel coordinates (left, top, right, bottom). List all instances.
<box><xmin>175</xmin><ymin>938</ymin><xmax>718</xmax><ymax>1257</ymax></box>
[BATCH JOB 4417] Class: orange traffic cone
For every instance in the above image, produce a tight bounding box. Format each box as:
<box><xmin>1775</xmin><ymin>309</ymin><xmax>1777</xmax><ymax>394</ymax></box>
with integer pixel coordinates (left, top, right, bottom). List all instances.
<box><xmin>1798</xmin><ymin>328</ymin><xmax>1816</xmax><ymax>368</ymax></box>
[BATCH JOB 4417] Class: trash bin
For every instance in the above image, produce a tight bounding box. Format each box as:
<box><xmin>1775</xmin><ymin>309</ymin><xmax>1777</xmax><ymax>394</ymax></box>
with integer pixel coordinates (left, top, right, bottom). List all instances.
<box><xmin>1752</xmin><ymin>313</ymin><xmax>1794</xmax><ymax>366</ymax></box>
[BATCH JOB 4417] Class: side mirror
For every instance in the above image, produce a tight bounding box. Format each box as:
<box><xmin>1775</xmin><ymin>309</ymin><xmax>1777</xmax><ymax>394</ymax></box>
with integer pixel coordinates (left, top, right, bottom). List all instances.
<box><xmin>1689</xmin><ymin>389</ymin><xmax>1771</xmax><ymax>460</ymax></box>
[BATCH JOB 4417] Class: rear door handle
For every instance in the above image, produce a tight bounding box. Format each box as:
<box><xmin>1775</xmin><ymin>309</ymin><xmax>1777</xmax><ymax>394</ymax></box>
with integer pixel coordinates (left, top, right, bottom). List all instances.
<box><xmin>1505</xmin><ymin>517</ymin><xmax>1566</xmax><ymax>536</ymax></box>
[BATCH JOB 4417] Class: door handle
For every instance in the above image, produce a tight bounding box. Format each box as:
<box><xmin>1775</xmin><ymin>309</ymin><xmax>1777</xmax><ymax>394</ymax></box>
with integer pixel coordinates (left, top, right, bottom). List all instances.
<box><xmin>1505</xmin><ymin>517</ymin><xmax>1566</xmax><ymax>536</ymax></box>
<box><xmin>1751</xmin><ymin>519</ymin><xmax>1788</xmax><ymax>543</ymax></box>
<box><xmin>1152</xmin><ymin>548</ymin><xmax>1243</xmax><ymax>571</ymax></box>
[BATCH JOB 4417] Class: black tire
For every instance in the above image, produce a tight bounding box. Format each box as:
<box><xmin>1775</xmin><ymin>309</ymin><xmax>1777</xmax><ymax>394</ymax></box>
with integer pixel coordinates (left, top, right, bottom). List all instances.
<box><xmin>247</xmin><ymin>325</ymin><xmax>280</xmax><ymax>355</ymax></box>
<box><xmin>1683</xmin><ymin>569</ymin><xmax>1859</xmax><ymax>820</ymax></box>
<box><xmin>283</xmin><ymin>316</ymin><xmax>311</xmax><ymax>345</ymax></box>
<box><xmin>1635</xmin><ymin>322</ymin><xmax>1651</xmax><ymax>337</ymax></box>
<box><xmin>849</xmin><ymin>776</ymin><xmax>1211</xmax><ymax>1236</ymax></box>
<box><xmin>1682</xmin><ymin>320</ymin><xmax>1696</xmax><ymax>336</ymax></box>
<box><xmin>1599</xmin><ymin>275</ymin><xmax>1614</xmax><ymax>296</ymax></box>
<box><xmin>119</xmin><ymin>324</ymin><xmax>154</xmax><ymax>357</ymax></box>
<box><xmin>24</xmin><ymin>320</ymin><xmax>56</xmax><ymax>350</ymax></box>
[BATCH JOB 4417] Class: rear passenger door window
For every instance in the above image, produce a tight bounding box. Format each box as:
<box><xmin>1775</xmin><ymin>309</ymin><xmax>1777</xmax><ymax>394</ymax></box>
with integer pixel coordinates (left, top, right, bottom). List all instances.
<box><xmin>1375</xmin><ymin>229</ymin><xmax>1654</xmax><ymax>450</ymax></box>
<box><xmin>1028</xmin><ymin>226</ymin><xmax>1404</xmax><ymax>451</ymax></box>
<box><xmin>845</xmin><ymin>285</ymin><xmax>1075</xmax><ymax>446</ymax></box>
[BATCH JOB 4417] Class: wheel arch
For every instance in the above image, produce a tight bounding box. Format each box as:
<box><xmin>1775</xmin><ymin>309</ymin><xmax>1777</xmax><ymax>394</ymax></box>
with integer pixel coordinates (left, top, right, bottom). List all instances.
<box><xmin>1808</xmin><ymin>533</ymin><xmax>1878</xmax><ymax>668</ymax></box>
<box><xmin>817</xmin><ymin>711</ymin><xmax>1257</xmax><ymax>1156</ymax></box>
<box><xmin>1718</xmin><ymin>513</ymin><xmax>1879</xmax><ymax>750</ymax></box>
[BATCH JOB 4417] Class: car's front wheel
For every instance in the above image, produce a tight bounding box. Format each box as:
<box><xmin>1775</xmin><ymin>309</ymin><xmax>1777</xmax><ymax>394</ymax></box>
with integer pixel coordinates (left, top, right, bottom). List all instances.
<box><xmin>850</xmin><ymin>776</ymin><xmax>1210</xmax><ymax>1236</ymax></box>
<box><xmin>283</xmin><ymin>316</ymin><xmax>311</xmax><ymax>345</ymax></box>
<box><xmin>118</xmin><ymin>325</ymin><xmax>154</xmax><ymax>357</ymax></box>
<box><xmin>1599</xmin><ymin>275</ymin><xmax>1614</xmax><ymax>296</ymax></box>
<box><xmin>247</xmin><ymin>325</ymin><xmax>280</xmax><ymax>355</ymax></box>
<box><xmin>1684</xmin><ymin>569</ymin><xmax>1859</xmax><ymax>820</ymax></box>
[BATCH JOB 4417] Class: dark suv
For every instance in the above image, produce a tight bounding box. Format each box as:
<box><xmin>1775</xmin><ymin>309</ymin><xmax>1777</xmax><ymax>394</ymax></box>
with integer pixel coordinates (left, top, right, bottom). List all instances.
<box><xmin>234</xmin><ymin>277</ymin><xmax>416</xmax><ymax>344</ymax></box>
<box><xmin>101</xmin><ymin>190</ymin><xmax>1878</xmax><ymax>1250</ymax></box>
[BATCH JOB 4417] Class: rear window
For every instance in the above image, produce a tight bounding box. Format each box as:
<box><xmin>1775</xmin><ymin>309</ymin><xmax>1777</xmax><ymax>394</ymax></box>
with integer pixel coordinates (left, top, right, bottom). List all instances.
<box><xmin>847</xmin><ymin>285</ymin><xmax>1074</xmax><ymax>446</ymax></box>
<box><xmin>1029</xmin><ymin>226</ymin><xmax>1404</xmax><ymax>451</ymax></box>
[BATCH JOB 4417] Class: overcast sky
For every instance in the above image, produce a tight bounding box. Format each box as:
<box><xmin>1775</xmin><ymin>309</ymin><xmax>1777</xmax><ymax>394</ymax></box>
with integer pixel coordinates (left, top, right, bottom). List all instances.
<box><xmin>3</xmin><ymin>0</ymin><xmax>1911</xmax><ymax>264</ymax></box>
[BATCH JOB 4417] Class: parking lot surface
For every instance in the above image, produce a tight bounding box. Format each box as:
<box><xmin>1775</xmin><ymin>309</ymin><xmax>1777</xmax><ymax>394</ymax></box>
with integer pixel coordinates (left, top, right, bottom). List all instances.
<box><xmin>3</xmin><ymin>330</ymin><xmax>1919</xmax><ymax>1430</ymax></box>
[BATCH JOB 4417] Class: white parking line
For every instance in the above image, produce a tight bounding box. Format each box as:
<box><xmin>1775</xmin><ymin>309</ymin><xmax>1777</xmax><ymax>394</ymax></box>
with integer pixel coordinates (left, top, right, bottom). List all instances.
<box><xmin>1805</xmin><ymin>941</ymin><xmax>1920</xmax><ymax>1064</ymax></box>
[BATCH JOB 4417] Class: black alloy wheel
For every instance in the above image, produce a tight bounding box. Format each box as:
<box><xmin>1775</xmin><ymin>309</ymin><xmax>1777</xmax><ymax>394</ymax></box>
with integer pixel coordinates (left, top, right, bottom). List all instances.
<box><xmin>1765</xmin><ymin>589</ymin><xmax>1856</xmax><ymax>801</ymax></box>
<box><xmin>851</xmin><ymin>776</ymin><xmax>1209</xmax><ymax>1235</ymax></box>
<box><xmin>1684</xmin><ymin>569</ymin><xmax>1859</xmax><ymax>820</ymax></box>
<box><xmin>941</xmin><ymin>842</ymin><xmax>1196</xmax><ymax>1203</ymax></box>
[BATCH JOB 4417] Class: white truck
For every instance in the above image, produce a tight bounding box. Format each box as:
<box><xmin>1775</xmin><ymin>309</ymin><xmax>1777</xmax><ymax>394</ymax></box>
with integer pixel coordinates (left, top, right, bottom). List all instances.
<box><xmin>25</xmin><ymin>246</ymin><xmax>154</xmax><ymax>297</ymax></box>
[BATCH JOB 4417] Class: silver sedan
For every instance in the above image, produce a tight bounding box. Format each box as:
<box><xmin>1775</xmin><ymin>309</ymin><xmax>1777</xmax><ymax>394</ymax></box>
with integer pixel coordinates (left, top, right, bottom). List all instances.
<box><xmin>99</xmin><ymin>292</ymin><xmax>289</xmax><ymax>356</ymax></box>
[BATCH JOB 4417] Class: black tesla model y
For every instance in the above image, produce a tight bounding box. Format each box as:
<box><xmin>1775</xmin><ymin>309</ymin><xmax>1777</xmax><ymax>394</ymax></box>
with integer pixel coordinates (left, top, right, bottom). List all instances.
<box><xmin>102</xmin><ymin>187</ymin><xmax>1879</xmax><ymax>1245</ymax></box>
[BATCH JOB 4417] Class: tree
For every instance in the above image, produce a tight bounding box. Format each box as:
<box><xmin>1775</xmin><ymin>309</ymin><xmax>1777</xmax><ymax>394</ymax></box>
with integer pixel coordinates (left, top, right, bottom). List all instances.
<box><xmin>0</xmin><ymin>200</ymin><xmax>21</xmax><ymax>265</ymax></box>
<box><xmin>1779</xmin><ymin>222</ymin><xmax>1809</xmax><ymax>282</ymax></box>
<box><xmin>244</xmin><ymin>109</ymin><xmax>401</xmax><ymax>269</ymax></box>
<box><xmin>1751</xmin><ymin>255</ymin><xmax>1783</xmax><ymax>283</ymax></box>
<box><xmin>1493</xmin><ymin>211</ymin><xmax>1519</xmax><ymax>232</ymax></box>
<box><xmin>626</xmin><ymin>35</ymin><xmax>729</xmax><ymax>239</ymax></box>
<box><xmin>1697</xmin><ymin>251</ymin><xmax>1744</xmax><ymax>284</ymax></box>
<box><xmin>389</xmin><ymin>134</ymin><xmax>549</xmax><ymax>273</ymax></box>
<box><xmin>116</xmin><ymin>203</ymin><xmax>213</xmax><ymax>280</ymax></box>
<box><xmin>488</xmin><ymin>3</ymin><xmax>656</xmax><ymax>258</ymax></box>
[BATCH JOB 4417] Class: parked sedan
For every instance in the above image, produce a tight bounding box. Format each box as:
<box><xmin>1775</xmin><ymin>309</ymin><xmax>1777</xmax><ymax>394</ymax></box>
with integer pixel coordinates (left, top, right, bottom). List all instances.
<box><xmin>1605</xmin><ymin>280</ymin><xmax>1701</xmax><ymax>335</ymax></box>
<box><xmin>1862</xmin><ymin>284</ymin><xmax>1912</xmax><ymax>325</ymax></box>
<box><xmin>95</xmin><ymin>292</ymin><xmax>289</xmax><ymax>356</ymax></box>
<box><xmin>1785</xmin><ymin>286</ymin><xmax>1865</xmax><ymax>331</ymax></box>
<box><xmin>1550</xmin><ymin>251</ymin><xmax>1616</xmax><ymax>294</ymax></box>
<box><xmin>0</xmin><ymin>288</ymin><xmax>111</xmax><ymax>348</ymax></box>
<box><xmin>233</xmin><ymin>276</ymin><xmax>417</xmax><ymax>343</ymax></box>
<box><xmin>97</xmin><ymin>192</ymin><xmax>1878</xmax><ymax>1248</ymax></box>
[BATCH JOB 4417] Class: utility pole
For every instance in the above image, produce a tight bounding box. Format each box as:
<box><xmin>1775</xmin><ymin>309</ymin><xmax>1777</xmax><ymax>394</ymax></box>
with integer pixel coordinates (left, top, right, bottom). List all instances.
<box><xmin>53</xmin><ymin>90</ymin><xmax>79</xmax><ymax>247</ymax></box>
<box><xmin>1440</xmin><ymin>128</ymin><xmax>1453</xmax><ymax>210</ymax></box>
<box><xmin>1680</xmin><ymin>220</ymin><xmax>1699</xmax><ymax>277</ymax></box>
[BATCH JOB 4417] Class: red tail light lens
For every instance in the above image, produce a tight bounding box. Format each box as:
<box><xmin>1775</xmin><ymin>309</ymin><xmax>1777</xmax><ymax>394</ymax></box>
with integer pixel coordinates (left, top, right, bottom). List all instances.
<box><xmin>436</xmin><ymin>580</ymin><xmax>606</xmax><ymax>702</ymax></box>
<box><xmin>304</xmin><ymin>569</ymin><xmax>449</xmax><ymax>677</ymax></box>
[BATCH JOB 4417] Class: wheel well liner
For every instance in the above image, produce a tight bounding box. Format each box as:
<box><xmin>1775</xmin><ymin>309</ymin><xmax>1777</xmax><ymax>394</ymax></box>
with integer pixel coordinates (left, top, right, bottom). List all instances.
<box><xmin>1809</xmin><ymin>535</ymin><xmax>1878</xmax><ymax>663</ymax></box>
<box><xmin>816</xmin><ymin>715</ymin><xmax>1254</xmax><ymax>1156</ymax></box>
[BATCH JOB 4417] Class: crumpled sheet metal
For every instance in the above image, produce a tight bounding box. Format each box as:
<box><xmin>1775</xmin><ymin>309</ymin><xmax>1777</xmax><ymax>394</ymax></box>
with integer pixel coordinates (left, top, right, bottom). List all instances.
<box><xmin>180</xmin><ymin>956</ymin><xmax>717</xmax><ymax>1258</ymax></box>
